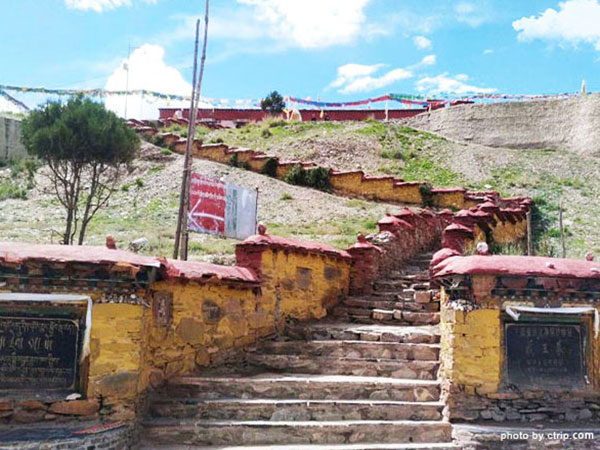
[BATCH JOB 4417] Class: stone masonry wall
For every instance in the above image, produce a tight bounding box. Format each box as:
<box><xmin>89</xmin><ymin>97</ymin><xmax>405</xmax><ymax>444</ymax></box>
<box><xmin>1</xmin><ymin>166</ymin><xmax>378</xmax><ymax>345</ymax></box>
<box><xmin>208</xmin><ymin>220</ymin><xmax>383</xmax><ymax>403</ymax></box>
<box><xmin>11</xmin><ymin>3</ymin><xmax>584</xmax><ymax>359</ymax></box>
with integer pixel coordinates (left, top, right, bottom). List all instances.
<box><xmin>438</xmin><ymin>273</ymin><xmax>600</xmax><ymax>424</ymax></box>
<box><xmin>405</xmin><ymin>94</ymin><xmax>600</xmax><ymax>156</ymax></box>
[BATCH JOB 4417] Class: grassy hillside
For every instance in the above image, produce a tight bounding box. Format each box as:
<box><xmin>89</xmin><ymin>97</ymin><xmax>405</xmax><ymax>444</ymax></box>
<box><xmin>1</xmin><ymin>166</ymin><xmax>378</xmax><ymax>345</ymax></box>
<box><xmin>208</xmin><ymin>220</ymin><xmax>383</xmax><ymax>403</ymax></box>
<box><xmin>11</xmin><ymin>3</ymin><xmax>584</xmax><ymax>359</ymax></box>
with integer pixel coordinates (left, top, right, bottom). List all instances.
<box><xmin>199</xmin><ymin>120</ymin><xmax>600</xmax><ymax>258</ymax></box>
<box><xmin>0</xmin><ymin>143</ymin><xmax>393</xmax><ymax>263</ymax></box>
<box><xmin>1</xmin><ymin>119</ymin><xmax>598</xmax><ymax>260</ymax></box>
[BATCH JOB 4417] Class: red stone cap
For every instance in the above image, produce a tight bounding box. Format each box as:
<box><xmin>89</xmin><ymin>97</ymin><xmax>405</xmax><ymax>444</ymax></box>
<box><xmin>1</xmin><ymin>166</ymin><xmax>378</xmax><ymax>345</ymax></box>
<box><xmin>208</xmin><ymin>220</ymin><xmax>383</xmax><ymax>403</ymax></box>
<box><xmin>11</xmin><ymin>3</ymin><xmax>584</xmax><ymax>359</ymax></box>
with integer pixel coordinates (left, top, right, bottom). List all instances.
<box><xmin>444</xmin><ymin>223</ymin><xmax>474</xmax><ymax>233</ymax></box>
<box><xmin>432</xmin><ymin>255</ymin><xmax>600</xmax><ymax>280</ymax></box>
<box><xmin>238</xmin><ymin>233</ymin><xmax>352</xmax><ymax>260</ymax></box>
<box><xmin>348</xmin><ymin>234</ymin><xmax>383</xmax><ymax>252</ymax></box>
<box><xmin>431</xmin><ymin>248</ymin><xmax>461</xmax><ymax>267</ymax></box>
<box><xmin>0</xmin><ymin>242</ymin><xmax>160</xmax><ymax>268</ymax></box>
<box><xmin>161</xmin><ymin>259</ymin><xmax>258</xmax><ymax>284</ymax></box>
<box><xmin>430</xmin><ymin>187</ymin><xmax>466</xmax><ymax>193</ymax></box>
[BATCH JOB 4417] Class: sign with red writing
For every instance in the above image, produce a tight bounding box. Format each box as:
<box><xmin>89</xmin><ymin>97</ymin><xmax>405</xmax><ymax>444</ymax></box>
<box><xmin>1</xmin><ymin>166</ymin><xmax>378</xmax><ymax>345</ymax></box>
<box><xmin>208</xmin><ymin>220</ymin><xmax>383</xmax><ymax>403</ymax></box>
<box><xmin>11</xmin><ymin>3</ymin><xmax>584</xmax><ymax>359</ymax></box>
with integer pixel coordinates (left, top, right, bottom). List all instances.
<box><xmin>188</xmin><ymin>174</ymin><xmax>257</xmax><ymax>240</ymax></box>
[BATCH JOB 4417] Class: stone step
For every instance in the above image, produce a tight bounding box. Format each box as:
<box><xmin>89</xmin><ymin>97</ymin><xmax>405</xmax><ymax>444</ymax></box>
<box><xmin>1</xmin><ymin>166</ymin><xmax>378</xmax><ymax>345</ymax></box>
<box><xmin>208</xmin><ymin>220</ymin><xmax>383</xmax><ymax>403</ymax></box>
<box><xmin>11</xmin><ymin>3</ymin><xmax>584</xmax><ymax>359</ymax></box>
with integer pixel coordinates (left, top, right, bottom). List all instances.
<box><xmin>148</xmin><ymin>398</ymin><xmax>445</xmax><ymax>421</ymax></box>
<box><xmin>141</xmin><ymin>443</ymin><xmax>458</xmax><ymax>450</ymax></box>
<box><xmin>285</xmin><ymin>322</ymin><xmax>440</xmax><ymax>344</ymax></box>
<box><xmin>252</xmin><ymin>340</ymin><xmax>440</xmax><ymax>361</ymax></box>
<box><xmin>246</xmin><ymin>354</ymin><xmax>439</xmax><ymax>380</ymax></box>
<box><xmin>166</xmin><ymin>374</ymin><xmax>441</xmax><ymax>402</ymax></box>
<box><xmin>332</xmin><ymin>307</ymin><xmax>440</xmax><ymax>325</ymax></box>
<box><xmin>142</xmin><ymin>419</ymin><xmax>453</xmax><ymax>446</ymax></box>
<box><xmin>343</xmin><ymin>297</ymin><xmax>439</xmax><ymax>312</ymax></box>
<box><xmin>387</xmin><ymin>273</ymin><xmax>430</xmax><ymax>283</ymax></box>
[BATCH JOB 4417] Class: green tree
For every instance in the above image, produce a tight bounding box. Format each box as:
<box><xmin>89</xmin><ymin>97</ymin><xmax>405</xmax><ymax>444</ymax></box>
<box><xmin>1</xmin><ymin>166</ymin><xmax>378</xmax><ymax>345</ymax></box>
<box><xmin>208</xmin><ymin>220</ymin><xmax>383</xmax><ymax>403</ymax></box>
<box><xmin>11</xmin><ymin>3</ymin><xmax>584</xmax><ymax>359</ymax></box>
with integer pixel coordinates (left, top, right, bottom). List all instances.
<box><xmin>260</xmin><ymin>90</ymin><xmax>285</xmax><ymax>115</ymax></box>
<box><xmin>21</xmin><ymin>97</ymin><xmax>139</xmax><ymax>245</ymax></box>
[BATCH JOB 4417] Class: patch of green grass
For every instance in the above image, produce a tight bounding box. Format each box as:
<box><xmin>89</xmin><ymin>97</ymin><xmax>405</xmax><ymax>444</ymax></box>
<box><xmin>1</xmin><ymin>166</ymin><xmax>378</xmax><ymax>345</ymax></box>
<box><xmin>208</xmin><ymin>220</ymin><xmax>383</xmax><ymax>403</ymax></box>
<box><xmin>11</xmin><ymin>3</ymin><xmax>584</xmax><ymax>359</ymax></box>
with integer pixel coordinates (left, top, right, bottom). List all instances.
<box><xmin>380</xmin><ymin>149</ymin><xmax>405</xmax><ymax>160</ymax></box>
<box><xmin>280</xmin><ymin>193</ymin><xmax>293</xmax><ymax>201</ymax></box>
<box><xmin>357</xmin><ymin>119</ymin><xmax>387</xmax><ymax>136</ymax></box>
<box><xmin>0</xmin><ymin>181</ymin><xmax>27</xmax><ymax>201</ymax></box>
<box><xmin>344</xmin><ymin>199</ymin><xmax>368</xmax><ymax>209</ymax></box>
<box><xmin>402</xmin><ymin>157</ymin><xmax>460</xmax><ymax>186</ymax></box>
<box><xmin>148</xmin><ymin>165</ymin><xmax>165</xmax><ymax>175</ymax></box>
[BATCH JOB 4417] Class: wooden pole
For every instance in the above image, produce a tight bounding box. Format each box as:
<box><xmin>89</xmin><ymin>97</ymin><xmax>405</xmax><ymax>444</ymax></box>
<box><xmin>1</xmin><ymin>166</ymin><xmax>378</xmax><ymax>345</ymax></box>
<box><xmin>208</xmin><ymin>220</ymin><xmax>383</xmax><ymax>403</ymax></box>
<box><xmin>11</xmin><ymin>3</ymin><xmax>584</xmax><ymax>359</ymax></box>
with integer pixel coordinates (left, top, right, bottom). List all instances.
<box><xmin>173</xmin><ymin>19</ymin><xmax>200</xmax><ymax>259</ymax></box>
<box><xmin>181</xmin><ymin>0</ymin><xmax>210</xmax><ymax>261</ymax></box>
<box><xmin>559</xmin><ymin>199</ymin><xmax>566</xmax><ymax>258</ymax></box>
<box><xmin>526</xmin><ymin>209</ymin><xmax>533</xmax><ymax>256</ymax></box>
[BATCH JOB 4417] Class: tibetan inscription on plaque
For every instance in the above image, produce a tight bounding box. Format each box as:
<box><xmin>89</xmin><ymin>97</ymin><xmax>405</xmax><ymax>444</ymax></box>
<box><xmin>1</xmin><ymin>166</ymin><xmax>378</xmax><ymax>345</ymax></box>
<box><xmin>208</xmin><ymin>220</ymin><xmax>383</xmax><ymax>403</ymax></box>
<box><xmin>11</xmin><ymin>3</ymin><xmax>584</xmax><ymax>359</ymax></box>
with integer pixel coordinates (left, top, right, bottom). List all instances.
<box><xmin>505</xmin><ymin>322</ymin><xmax>584</xmax><ymax>388</ymax></box>
<box><xmin>0</xmin><ymin>317</ymin><xmax>80</xmax><ymax>391</ymax></box>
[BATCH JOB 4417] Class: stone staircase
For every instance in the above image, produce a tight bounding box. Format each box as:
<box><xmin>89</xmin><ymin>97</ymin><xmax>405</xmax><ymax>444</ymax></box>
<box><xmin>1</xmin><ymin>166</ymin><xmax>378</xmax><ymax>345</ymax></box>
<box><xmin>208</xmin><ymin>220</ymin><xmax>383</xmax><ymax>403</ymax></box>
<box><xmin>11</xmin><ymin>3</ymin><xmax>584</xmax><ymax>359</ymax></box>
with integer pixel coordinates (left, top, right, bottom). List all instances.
<box><xmin>141</xmin><ymin>251</ymin><xmax>455</xmax><ymax>449</ymax></box>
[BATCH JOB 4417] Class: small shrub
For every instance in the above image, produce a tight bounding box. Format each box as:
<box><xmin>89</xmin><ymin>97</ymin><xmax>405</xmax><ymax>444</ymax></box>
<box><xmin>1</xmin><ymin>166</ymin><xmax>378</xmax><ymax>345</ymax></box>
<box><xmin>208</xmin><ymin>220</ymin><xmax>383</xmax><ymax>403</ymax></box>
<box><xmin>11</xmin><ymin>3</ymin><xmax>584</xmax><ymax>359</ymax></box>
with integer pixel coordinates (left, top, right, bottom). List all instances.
<box><xmin>210</xmin><ymin>137</ymin><xmax>224</xmax><ymax>144</ymax></box>
<box><xmin>380</xmin><ymin>149</ymin><xmax>404</xmax><ymax>160</ymax></box>
<box><xmin>150</xmin><ymin>134</ymin><xmax>165</xmax><ymax>147</ymax></box>
<box><xmin>305</xmin><ymin>167</ymin><xmax>331</xmax><ymax>191</ymax></box>
<box><xmin>268</xmin><ymin>119</ymin><xmax>287</xmax><ymax>128</ymax></box>
<box><xmin>284</xmin><ymin>165</ymin><xmax>331</xmax><ymax>191</ymax></box>
<box><xmin>281</xmin><ymin>193</ymin><xmax>293</xmax><ymax>201</ymax></box>
<box><xmin>284</xmin><ymin>164</ymin><xmax>306</xmax><ymax>186</ymax></box>
<box><xmin>161</xmin><ymin>148</ymin><xmax>173</xmax><ymax>155</ymax></box>
<box><xmin>229</xmin><ymin>153</ymin><xmax>240</xmax><ymax>167</ymax></box>
<box><xmin>228</xmin><ymin>153</ymin><xmax>250</xmax><ymax>170</ymax></box>
<box><xmin>0</xmin><ymin>181</ymin><xmax>27</xmax><ymax>201</ymax></box>
<box><xmin>419</xmin><ymin>183</ymin><xmax>434</xmax><ymax>206</ymax></box>
<box><xmin>261</xmin><ymin>127</ymin><xmax>272</xmax><ymax>138</ymax></box>
<box><xmin>261</xmin><ymin>158</ymin><xmax>279</xmax><ymax>177</ymax></box>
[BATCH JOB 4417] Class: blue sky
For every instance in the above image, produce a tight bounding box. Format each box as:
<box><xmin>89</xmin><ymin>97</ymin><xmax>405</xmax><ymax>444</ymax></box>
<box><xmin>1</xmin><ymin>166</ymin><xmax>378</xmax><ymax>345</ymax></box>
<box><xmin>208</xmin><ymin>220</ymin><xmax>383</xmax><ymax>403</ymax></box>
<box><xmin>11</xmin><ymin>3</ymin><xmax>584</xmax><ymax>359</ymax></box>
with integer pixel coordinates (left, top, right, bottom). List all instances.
<box><xmin>2</xmin><ymin>0</ymin><xmax>600</xmax><ymax>117</ymax></box>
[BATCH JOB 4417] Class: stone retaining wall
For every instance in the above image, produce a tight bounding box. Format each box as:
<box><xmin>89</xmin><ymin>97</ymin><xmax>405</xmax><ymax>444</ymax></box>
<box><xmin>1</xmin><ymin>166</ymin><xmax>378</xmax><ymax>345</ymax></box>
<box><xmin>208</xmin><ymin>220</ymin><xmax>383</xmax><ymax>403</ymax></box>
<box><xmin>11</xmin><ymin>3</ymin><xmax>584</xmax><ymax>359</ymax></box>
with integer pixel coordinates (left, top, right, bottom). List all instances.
<box><xmin>405</xmin><ymin>94</ymin><xmax>600</xmax><ymax>157</ymax></box>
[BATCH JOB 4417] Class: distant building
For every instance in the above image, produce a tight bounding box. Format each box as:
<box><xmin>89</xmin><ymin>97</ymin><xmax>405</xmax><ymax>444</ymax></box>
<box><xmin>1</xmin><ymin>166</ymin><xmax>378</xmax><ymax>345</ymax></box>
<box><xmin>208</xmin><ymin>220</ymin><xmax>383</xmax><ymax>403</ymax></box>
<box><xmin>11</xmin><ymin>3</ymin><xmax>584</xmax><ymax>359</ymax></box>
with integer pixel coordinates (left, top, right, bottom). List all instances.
<box><xmin>158</xmin><ymin>107</ymin><xmax>428</xmax><ymax>127</ymax></box>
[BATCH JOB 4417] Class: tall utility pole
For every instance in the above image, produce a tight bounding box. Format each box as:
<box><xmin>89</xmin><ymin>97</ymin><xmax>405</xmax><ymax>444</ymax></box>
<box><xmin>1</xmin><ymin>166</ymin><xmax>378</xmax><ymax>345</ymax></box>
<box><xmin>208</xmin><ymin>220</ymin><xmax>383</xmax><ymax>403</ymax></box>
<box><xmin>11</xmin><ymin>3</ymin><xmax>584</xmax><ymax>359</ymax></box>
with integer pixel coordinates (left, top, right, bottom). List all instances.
<box><xmin>181</xmin><ymin>0</ymin><xmax>210</xmax><ymax>261</ymax></box>
<box><xmin>174</xmin><ymin>0</ymin><xmax>210</xmax><ymax>260</ymax></box>
<box><xmin>559</xmin><ymin>199</ymin><xmax>566</xmax><ymax>258</ymax></box>
<box><xmin>173</xmin><ymin>20</ymin><xmax>201</xmax><ymax>259</ymax></box>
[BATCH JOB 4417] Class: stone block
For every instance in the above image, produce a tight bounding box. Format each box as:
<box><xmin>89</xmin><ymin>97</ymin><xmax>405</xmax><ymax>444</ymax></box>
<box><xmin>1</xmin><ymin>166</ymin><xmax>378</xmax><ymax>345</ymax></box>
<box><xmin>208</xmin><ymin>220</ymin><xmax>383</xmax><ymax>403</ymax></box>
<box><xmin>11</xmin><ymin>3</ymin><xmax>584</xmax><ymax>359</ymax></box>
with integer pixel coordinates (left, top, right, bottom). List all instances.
<box><xmin>94</xmin><ymin>371</ymin><xmax>138</xmax><ymax>398</ymax></box>
<box><xmin>12</xmin><ymin>409</ymin><xmax>45</xmax><ymax>423</ymax></box>
<box><xmin>17</xmin><ymin>400</ymin><xmax>46</xmax><ymax>411</ymax></box>
<box><xmin>49</xmin><ymin>400</ymin><xmax>100</xmax><ymax>416</ymax></box>
<box><xmin>176</xmin><ymin>318</ymin><xmax>205</xmax><ymax>345</ymax></box>
<box><xmin>414</xmin><ymin>290</ymin><xmax>432</xmax><ymax>303</ymax></box>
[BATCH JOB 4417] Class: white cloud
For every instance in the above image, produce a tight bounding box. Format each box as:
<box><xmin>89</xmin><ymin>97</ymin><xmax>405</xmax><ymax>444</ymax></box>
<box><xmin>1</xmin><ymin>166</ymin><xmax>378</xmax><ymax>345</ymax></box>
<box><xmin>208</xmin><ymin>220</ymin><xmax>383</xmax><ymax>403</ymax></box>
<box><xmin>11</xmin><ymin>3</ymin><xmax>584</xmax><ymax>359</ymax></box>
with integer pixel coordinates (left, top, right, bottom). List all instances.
<box><xmin>65</xmin><ymin>0</ymin><xmax>156</xmax><ymax>12</ymax></box>
<box><xmin>454</xmin><ymin>1</ymin><xmax>492</xmax><ymax>27</ymax></box>
<box><xmin>330</xmin><ymin>63</ymin><xmax>413</xmax><ymax>94</ymax></box>
<box><xmin>513</xmin><ymin>0</ymin><xmax>600</xmax><ymax>50</ymax></box>
<box><xmin>420</xmin><ymin>54</ymin><xmax>436</xmax><ymax>66</ymax></box>
<box><xmin>104</xmin><ymin>44</ymin><xmax>195</xmax><ymax>119</ymax></box>
<box><xmin>170</xmin><ymin>0</ymin><xmax>374</xmax><ymax>51</ymax></box>
<box><xmin>483</xmin><ymin>48</ymin><xmax>494</xmax><ymax>54</ymax></box>
<box><xmin>238</xmin><ymin>0</ymin><xmax>372</xmax><ymax>48</ymax></box>
<box><xmin>416</xmin><ymin>73</ymin><xmax>496</xmax><ymax>95</ymax></box>
<box><xmin>329</xmin><ymin>63</ymin><xmax>385</xmax><ymax>88</ymax></box>
<box><xmin>413</xmin><ymin>36</ymin><xmax>432</xmax><ymax>50</ymax></box>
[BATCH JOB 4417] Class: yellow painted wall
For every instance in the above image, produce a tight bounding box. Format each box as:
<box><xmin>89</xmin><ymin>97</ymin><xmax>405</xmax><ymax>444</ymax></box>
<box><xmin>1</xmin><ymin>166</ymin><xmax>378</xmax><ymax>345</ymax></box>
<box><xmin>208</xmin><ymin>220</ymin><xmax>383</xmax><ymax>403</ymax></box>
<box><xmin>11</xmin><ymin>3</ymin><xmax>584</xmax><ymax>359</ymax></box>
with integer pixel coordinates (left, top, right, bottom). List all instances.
<box><xmin>247</xmin><ymin>158</ymin><xmax>268</xmax><ymax>172</ymax></box>
<box><xmin>491</xmin><ymin>217</ymin><xmax>527</xmax><ymax>244</ymax></box>
<box><xmin>440</xmin><ymin>304</ymin><xmax>502</xmax><ymax>395</ymax></box>
<box><xmin>259</xmin><ymin>248</ymin><xmax>351</xmax><ymax>322</ymax></box>
<box><xmin>431</xmin><ymin>191</ymin><xmax>465</xmax><ymax>210</ymax></box>
<box><xmin>275</xmin><ymin>164</ymin><xmax>296</xmax><ymax>179</ymax></box>
<box><xmin>197</xmin><ymin>145</ymin><xmax>230</xmax><ymax>164</ymax></box>
<box><xmin>441</xmin><ymin>294</ymin><xmax>600</xmax><ymax>396</ymax></box>
<box><xmin>87</xmin><ymin>302</ymin><xmax>147</xmax><ymax>419</ymax></box>
<box><xmin>393</xmin><ymin>184</ymin><xmax>423</xmax><ymax>204</ymax></box>
<box><xmin>144</xmin><ymin>281</ymin><xmax>271</xmax><ymax>378</ymax></box>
